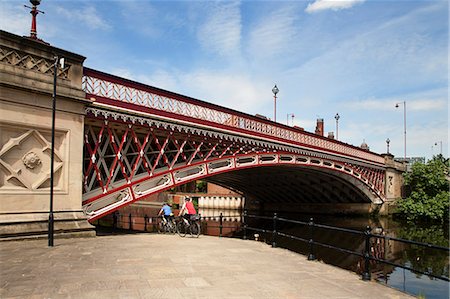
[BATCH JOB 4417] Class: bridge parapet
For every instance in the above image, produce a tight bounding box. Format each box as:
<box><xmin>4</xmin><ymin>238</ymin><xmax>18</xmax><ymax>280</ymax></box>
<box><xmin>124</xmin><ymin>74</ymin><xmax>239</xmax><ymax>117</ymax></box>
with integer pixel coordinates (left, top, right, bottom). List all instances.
<box><xmin>82</xmin><ymin>68</ymin><xmax>384</xmax><ymax>166</ymax></box>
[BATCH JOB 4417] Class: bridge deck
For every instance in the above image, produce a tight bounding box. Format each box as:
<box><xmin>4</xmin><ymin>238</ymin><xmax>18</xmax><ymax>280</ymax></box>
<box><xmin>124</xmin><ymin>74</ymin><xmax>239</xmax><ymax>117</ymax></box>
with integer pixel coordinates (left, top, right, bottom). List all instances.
<box><xmin>0</xmin><ymin>234</ymin><xmax>413</xmax><ymax>299</ymax></box>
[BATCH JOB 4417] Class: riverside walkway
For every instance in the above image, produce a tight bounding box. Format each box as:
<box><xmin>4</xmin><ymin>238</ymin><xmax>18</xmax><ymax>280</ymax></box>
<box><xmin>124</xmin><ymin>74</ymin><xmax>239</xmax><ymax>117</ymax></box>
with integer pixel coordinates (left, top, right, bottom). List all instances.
<box><xmin>0</xmin><ymin>233</ymin><xmax>413</xmax><ymax>299</ymax></box>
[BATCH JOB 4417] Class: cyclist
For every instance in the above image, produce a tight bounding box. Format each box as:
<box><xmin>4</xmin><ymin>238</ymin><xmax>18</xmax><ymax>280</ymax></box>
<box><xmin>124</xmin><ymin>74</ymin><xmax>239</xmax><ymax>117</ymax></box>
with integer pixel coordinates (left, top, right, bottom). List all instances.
<box><xmin>178</xmin><ymin>197</ymin><xmax>196</xmax><ymax>225</ymax></box>
<box><xmin>158</xmin><ymin>202</ymin><xmax>173</xmax><ymax>222</ymax></box>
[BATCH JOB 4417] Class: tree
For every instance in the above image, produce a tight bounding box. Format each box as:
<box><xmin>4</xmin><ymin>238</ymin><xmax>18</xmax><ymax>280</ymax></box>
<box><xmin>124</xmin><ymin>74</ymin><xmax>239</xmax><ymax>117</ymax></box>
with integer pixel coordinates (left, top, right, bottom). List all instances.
<box><xmin>395</xmin><ymin>155</ymin><xmax>449</xmax><ymax>222</ymax></box>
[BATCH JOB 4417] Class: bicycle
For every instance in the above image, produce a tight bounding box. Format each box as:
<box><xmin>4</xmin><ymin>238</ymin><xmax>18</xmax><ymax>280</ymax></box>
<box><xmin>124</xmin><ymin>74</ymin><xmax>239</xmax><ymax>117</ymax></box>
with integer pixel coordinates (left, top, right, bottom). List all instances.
<box><xmin>157</xmin><ymin>216</ymin><xmax>176</xmax><ymax>234</ymax></box>
<box><xmin>176</xmin><ymin>215</ymin><xmax>201</xmax><ymax>238</ymax></box>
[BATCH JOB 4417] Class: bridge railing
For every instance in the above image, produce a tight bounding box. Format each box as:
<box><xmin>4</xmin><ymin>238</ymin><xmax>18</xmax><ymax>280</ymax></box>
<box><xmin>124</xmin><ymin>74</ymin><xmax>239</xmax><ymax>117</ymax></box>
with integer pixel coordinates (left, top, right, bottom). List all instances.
<box><xmin>82</xmin><ymin>68</ymin><xmax>385</xmax><ymax>165</ymax></box>
<box><xmin>94</xmin><ymin>211</ymin><xmax>241</xmax><ymax>237</ymax></box>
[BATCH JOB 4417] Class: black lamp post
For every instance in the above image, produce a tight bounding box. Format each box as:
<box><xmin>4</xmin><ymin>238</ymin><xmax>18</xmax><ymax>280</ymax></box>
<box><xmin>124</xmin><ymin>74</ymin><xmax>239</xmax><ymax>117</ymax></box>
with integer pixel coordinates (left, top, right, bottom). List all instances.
<box><xmin>287</xmin><ymin>113</ymin><xmax>294</xmax><ymax>126</ymax></box>
<box><xmin>272</xmin><ymin>85</ymin><xmax>279</xmax><ymax>122</ymax></box>
<box><xmin>334</xmin><ymin>113</ymin><xmax>340</xmax><ymax>140</ymax></box>
<box><xmin>49</xmin><ymin>56</ymin><xmax>64</xmax><ymax>247</ymax></box>
<box><xmin>386</xmin><ymin>138</ymin><xmax>390</xmax><ymax>154</ymax></box>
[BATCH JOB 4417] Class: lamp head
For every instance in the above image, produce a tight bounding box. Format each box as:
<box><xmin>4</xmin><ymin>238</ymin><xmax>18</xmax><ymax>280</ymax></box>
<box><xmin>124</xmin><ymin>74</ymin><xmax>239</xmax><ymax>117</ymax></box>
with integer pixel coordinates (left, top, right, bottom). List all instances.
<box><xmin>272</xmin><ymin>85</ymin><xmax>279</xmax><ymax>95</ymax></box>
<box><xmin>395</xmin><ymin>103</ymin><xmax>399</xmax><ymax>108</ymax></box>
<box><xmin>30</xmin><ymin>0</ymin><xmax>41</xmax><ymax>6</ymax></box>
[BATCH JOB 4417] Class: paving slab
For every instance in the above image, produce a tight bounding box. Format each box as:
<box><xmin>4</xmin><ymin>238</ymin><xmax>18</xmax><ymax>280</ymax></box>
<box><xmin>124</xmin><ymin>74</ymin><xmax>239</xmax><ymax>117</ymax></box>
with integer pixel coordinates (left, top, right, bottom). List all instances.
<box><xmin>0</xmin><ymin>234</ymin><xmax>414</xmax><ymax>299</ymax></box>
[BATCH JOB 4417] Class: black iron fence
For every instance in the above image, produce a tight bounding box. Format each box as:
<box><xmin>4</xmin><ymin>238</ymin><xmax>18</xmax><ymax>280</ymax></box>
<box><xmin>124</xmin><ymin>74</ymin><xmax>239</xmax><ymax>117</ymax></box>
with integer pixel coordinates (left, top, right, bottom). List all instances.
<box><xmin>242</xmin><ymin>211</ymin><xmax>450</xmax><ymax>282</ymax></box>
<box><xmin>95</xmin><ymin>212</ymin><xmax>241</xmax><ymax>237</ymax></box>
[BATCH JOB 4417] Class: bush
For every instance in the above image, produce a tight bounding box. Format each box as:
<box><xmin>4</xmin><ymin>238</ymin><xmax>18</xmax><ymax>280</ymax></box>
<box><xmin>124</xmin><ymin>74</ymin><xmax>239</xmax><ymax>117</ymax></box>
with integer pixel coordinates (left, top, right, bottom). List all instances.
<box><xmin>395</xmin><ymin>155</ymin><xmax>449</xmax><ymax>222</ymax></box>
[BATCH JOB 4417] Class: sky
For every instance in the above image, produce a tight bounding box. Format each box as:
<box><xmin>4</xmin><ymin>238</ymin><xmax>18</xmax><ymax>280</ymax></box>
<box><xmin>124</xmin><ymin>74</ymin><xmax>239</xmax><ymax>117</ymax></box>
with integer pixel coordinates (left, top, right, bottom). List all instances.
<box><xmin>1</xmin><ymin>0</ymin><xmax>448</xmax><ymax>161</ymax></box>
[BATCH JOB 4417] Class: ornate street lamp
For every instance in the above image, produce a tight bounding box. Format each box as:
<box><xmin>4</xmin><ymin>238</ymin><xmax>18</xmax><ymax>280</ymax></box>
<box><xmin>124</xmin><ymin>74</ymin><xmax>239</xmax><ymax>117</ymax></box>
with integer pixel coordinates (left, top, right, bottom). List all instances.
<box><xmin>272</xmin><ymin>84</ymin><xmax>279</xmax><ymax>122</ymax></box>
<box><xmin>334</xmin><ymin>113</ymin><xmax>340</xmax><ymax>140</ymax></box>
<box><xmin>287</xmin><ymin>113</ymin><xmax>295</xmax><ymax>126</ymax></box>
<box><xmin>386</xmin><ymin>138</ymin><xmax>390</xmax><ymax>154</ymax></box>
<box><xmin>24</xmin><ymin>0</ymin><xmax>44</xmax><ymax>40</ymax></box>
<box><xmin>395</xmin><ymin>101</ymin><xmax>406</xmax><ymax>159</ymax></box>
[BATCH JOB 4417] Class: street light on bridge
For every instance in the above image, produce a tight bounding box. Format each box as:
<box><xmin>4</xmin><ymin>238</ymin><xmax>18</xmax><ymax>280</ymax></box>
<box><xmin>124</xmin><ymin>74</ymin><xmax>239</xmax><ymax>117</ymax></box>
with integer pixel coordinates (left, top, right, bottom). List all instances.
<box><xmin>334</xmin><ymin>113</ymin><xmax>340</xmax><ymax>140</ymax></box>
<box><xmin>24</xmin><ymin>0</ymin><xmax>44</xmax><ymax>40</ymax></box>
<box><xmin>287</xmin><ymin>113</ymin><xmax>294</xmax><ymax>126</ymax></box>
<box><xmin>386</xmin><ymin>138</ymin><xmax>390</xmax><ymax>154</ymax></box>
<box><xmin>272</xmin><ymin>84</ymin><xmax>279</xmax><ymax>122</ymax></box>
<box><xmin>395</xmin><ymin>101</ymin><xmax>406</xmax><ymax>159</ymax></box>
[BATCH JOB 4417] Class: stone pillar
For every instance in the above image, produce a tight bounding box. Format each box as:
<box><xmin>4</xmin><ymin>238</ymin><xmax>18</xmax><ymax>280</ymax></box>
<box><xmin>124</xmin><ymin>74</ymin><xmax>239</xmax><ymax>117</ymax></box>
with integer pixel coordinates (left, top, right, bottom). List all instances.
<box><xmin>379</xmin><ymin>153</ymin><xmax>406</xmax><ymax>215</ymax></box>
<box><xmin>0</xmin><ymin>30</ymin><xmax>95</xmax><ymax>240</ymax></box>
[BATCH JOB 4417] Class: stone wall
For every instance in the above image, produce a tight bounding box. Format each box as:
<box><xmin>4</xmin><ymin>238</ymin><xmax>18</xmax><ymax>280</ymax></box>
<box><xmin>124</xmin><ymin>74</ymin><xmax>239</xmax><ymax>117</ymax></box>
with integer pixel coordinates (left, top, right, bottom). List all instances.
<box><xmin>0</xmin><ymin>30</ymin><xmax>94</xmax><ymax>240</ymax></box>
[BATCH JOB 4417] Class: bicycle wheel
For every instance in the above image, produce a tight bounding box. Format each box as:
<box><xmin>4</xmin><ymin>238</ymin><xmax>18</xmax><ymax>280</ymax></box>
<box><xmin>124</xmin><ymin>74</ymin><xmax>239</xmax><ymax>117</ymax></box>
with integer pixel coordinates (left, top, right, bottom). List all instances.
<box><xmin>169</xmin><ymin>221</ymin><xmax>177</xmax><ymax>234</ymax></box>
<box><xmin>157</xmin><ymin>221</ymin><xmax>164</xmax><ymax>234</ymax></box>
<box><xmin>189</xmin><ymin>221</ymin><xmax>200</xmax><ymax>238</ymax></box>
<box><xmin>177</xmin><ymin>221</ymin><xmax>187</xmax><ymax>237</ymax></box>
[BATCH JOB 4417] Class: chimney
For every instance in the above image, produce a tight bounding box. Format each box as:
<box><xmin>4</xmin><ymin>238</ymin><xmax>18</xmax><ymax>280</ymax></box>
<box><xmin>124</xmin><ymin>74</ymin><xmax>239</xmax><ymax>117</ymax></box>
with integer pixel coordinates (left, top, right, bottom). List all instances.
<box><xmin>315</xmin><ymin>118</ymin><xmax>324</xmax><ymax>136</ymax></box>
<box><xmin>327</xmin><ymin>132</ymin><xmax>334</xmax><ymax>139</ymax></box>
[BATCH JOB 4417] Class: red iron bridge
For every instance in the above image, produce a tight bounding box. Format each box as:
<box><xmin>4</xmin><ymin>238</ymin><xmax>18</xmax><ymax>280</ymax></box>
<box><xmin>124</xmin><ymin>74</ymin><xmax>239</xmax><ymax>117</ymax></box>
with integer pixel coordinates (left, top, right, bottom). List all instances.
<box><xmin>81</xmin><ymin>68</ymin><xmax>390</xmax><ymax>222</ymax></box>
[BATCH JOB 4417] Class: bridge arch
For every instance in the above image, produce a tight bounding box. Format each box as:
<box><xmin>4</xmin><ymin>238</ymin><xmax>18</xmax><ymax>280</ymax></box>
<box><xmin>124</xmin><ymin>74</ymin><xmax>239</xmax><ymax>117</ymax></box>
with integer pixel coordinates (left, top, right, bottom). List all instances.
<box><xmin>82</xmin><ymin>108</ymin><xmax>385</xmax><ymax>221</ymax></box>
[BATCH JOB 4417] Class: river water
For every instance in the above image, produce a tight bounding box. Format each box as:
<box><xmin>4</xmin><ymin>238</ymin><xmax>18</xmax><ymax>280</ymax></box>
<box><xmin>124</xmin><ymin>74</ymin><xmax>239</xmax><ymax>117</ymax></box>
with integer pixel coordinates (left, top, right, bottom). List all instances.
<box><xmin>97</xmin><ymin>207</ymin><xmax>449</xmax><ymax>299</ymax></box>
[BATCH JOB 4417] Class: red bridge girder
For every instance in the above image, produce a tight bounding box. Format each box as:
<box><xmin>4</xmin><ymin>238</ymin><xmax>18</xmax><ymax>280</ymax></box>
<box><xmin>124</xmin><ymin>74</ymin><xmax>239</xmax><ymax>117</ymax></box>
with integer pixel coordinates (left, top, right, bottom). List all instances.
<box><xmin>82</xmin><ymin>108</ymin><xmax>386</xmax><ymax>222</ymax></box>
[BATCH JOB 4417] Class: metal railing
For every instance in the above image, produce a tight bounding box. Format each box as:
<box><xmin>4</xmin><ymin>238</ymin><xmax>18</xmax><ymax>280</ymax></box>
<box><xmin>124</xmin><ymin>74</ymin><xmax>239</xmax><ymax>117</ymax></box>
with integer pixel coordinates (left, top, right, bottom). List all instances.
<box><xmin>242</xmin><ymin>211</ymin><xmax>450</xmax><ymax>282</ymax></box>
<box><xmin>82</xmin><ymin>67</ymin><xmax>385</xmax><ymax>165</ymax></box>
<box><xmin>95</xmin><ymin>212</ymin><xmax>241</xmax><ymax>237</ymax></box>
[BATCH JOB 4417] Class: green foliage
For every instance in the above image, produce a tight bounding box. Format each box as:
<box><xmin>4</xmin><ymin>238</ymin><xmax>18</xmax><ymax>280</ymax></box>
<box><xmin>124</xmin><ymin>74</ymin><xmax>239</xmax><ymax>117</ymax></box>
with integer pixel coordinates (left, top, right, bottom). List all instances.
<box><xmin>396</xmin><ymin>155</ymin><xmax>450</xmax><ymax>222</ymax></box>
<box><xmin>196</xmin><ymin>180</ymin><xmax>207</xmax><ymax>193</ymax></box>
<box><xmin>396</xmin><ymin>224</ymin><xmax>449</xmax><ymax>279</ymax></box>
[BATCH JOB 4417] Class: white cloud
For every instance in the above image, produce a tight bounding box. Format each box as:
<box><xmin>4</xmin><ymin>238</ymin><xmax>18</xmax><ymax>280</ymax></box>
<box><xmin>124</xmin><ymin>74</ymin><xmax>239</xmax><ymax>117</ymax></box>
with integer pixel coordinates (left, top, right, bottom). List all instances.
<box><xmin>344</xmin><ymin>88</ymin><xmax>448</xmax><ymax>112</ymax></box>
<box><xmin>247</xmin><ymin>5</ymin><xmax>300</xmax><ymax>59</ymax></box>
<box><xmin>305</xmin><ymin>0</ymin><xmax>365</xmax><ymax>13</ymax></box>
<box><xmin>178</xmin><ymin>70</ymin><xmax>268</xmax><ymax>115</ymax></box>
<box><xmin>106</xmin><ymin>67</ymin><xmax>267</xmax><ymax>116</ymax></box>
<box><xmin>197</xmin><ymin>1</ymin><xmax>241</xmax><ymax>57</ymax></box>
<box><xmin>0</xmin><ymin>2</ymin><xmax>30</xmax><ymax>36</ymax></box>
<box><xmin>55</xmin><ymin>5</ymin><xmax>111</xmax><ymax>30</ymax></box>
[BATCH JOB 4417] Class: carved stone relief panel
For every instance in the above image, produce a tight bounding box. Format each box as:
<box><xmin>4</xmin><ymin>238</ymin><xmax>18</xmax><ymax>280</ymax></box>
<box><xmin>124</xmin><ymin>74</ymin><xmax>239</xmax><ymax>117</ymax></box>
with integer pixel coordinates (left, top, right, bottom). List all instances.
<box><xmin>0</xmin><ymin>123</ymin><xmax>67</xmax><ymax>192</ymax></box>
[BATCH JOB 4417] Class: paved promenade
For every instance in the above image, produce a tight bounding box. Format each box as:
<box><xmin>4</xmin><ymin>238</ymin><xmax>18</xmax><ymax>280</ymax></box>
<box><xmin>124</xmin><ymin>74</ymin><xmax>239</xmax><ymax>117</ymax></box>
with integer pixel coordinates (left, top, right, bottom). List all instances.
<box><xmin>1</xmin><ymin>233</ymin><xmax>413</xmax><ymax>299</ymax></box>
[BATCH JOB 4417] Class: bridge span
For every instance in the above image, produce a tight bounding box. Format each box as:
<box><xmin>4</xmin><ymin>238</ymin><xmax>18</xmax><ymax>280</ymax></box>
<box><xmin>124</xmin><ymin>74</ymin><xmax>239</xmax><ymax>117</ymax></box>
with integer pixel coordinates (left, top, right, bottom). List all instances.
<box><xmin>81</xmin><ymin>68</ymin><xmax>401</xmax><ymax>221</ymax></box>
<box><xmin>0</xmin><ymin>30</ymin><xmax>405</xmax><ymax>239</ymax></box>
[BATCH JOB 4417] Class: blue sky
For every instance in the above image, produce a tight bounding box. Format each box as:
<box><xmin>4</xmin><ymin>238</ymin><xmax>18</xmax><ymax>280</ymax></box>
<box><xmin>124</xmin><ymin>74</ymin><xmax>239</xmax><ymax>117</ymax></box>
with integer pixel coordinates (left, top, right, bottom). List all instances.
<box><xmin>1</xmin><ymin>0</ymin><xmax>448</xmax><ymax>160</ymax></box>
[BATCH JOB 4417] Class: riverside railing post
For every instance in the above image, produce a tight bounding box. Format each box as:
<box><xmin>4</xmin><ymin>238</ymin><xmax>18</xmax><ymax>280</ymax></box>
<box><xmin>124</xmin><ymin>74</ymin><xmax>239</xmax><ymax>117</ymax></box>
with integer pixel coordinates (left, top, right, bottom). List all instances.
<box><xmin>113</xmin><ymin>212</ymin><xmax>118</xmax><ymax>229</ymax></box>
<box><xmin>243</xmin><ymin>210</ymin><xmax>247</xmax><ymax>240</ymax></box>
<box><xmin>219</xmin><ymin>213</ymin><xmax>223</xmax><ymax>238</ymax></box>
<box><xmin>129</xmin><ymin>213</ymin><xmax>132</xmax><ymax>231</ymax></box>
<box><xmin>362</xmin><ymin>226</ymin><xmax>372</xmax><ymax>281</ymax></box>
<box><xmin>307</xmin><ymin>217</ymin><xmax>316</xmax><ymax>261</ymax></box>
<box><xmin>144</xmin><ymin>215</ymin><xmax>148</xmax><ymax>231</ymax></box>
<box><xmin>272</xmin><ymin>213</ymin><xmax>277</xmax><ymax>248</ymax></box>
